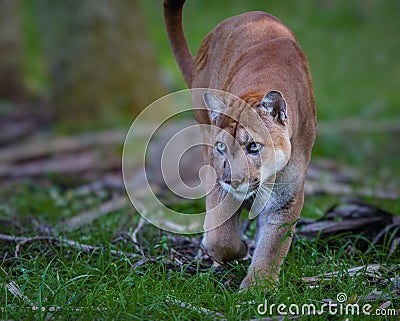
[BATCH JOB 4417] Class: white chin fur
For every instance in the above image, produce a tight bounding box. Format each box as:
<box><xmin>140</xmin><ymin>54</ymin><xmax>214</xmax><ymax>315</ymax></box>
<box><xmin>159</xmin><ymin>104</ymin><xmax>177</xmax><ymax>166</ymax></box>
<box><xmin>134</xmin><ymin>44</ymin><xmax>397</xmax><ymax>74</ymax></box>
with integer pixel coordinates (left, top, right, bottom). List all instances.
<box><xmin>220</xmin><ymin>181</ymin><xmax>255</xmax><ymax>200</ymax></box>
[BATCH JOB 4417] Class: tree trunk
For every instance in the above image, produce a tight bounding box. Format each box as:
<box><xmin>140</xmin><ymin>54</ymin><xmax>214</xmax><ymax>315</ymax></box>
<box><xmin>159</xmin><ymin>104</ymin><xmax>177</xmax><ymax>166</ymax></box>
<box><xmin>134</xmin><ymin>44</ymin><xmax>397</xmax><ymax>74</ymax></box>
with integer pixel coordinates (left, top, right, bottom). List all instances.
<box><xmin>36</xmin><ymin>0</ymin><xmax>166</xmax><ymax>129</ymax></box>
<box><xmin>0</xmin><ymin>0</ymin><xmax>23</xmax><ymax>99</ymax></box>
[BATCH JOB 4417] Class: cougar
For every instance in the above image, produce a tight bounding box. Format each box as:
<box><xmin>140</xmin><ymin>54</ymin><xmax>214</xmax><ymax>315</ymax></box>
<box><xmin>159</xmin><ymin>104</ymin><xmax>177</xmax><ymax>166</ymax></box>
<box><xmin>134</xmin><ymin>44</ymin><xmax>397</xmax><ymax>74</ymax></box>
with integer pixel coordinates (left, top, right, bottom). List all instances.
<box><xmin>163</xmin><ymin>0</ymin><xmax>316</xmax><ymax>288</ymax></box>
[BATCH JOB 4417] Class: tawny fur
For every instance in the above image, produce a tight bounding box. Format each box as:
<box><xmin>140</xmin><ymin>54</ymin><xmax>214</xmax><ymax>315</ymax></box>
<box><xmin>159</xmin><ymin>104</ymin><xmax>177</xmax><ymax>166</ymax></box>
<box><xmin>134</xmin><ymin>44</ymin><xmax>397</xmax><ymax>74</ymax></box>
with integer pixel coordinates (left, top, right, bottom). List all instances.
<box><xmin>164</xmin><ymin>0</ymin><xmax>316</xmax><ymax>288</ymax></box>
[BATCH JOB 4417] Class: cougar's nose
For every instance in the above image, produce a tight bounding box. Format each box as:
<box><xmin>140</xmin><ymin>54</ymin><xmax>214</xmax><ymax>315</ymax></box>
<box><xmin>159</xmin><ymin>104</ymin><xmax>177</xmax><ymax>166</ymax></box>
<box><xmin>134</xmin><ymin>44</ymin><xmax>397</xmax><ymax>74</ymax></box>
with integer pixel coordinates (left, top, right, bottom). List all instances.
<box><xmin>224</xmin><ymin>179</ymin><xmax>243</xmax><ymax>189</ymax></box>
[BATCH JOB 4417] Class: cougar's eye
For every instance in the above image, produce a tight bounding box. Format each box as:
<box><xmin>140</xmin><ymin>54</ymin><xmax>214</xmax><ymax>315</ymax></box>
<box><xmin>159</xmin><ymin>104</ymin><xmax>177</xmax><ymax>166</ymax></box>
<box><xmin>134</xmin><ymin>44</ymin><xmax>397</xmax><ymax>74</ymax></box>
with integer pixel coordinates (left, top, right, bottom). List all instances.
<box><xmin>215</xmin><ymin>141</ymin><xmax>226</xmax><ymax>153</ymax></box>
<box><xmin>247</xmin><ymin>142</ymin><xmax>262</xmax><ymax>154</ymax></box>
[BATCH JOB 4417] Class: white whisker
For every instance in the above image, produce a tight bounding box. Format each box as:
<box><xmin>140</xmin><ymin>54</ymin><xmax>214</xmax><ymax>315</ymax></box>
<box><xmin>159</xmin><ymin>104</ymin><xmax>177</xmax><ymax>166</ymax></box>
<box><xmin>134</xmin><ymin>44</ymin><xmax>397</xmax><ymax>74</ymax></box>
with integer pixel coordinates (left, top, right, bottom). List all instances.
<box><xmin>256</xmin><ymin>184</ymin><xmax>280</xmax><ymax>209</ymax></box>
<box><xmin>207</xmin><ymin>179</ymin><xmax>227</xmax><ymax>198</ymax></box>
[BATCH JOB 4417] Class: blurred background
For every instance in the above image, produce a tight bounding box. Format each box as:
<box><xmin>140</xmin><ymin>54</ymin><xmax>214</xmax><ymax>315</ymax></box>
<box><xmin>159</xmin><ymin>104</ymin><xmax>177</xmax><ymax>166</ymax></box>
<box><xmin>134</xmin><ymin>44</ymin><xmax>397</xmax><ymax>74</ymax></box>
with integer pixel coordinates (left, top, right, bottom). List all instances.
<box><xmin>142</xmin><ymin>0</ymin><xmax>400</xmax><ymax>186</ymax></box>
<box><xmin>0</xmin><ymin>0</ymin><xmax>399</xmax><ymax>207</ymax></box>
<box><xmin>1</xmin><ymin>2</ymin><xmax>399</xmax><ymax>316</ymax></box>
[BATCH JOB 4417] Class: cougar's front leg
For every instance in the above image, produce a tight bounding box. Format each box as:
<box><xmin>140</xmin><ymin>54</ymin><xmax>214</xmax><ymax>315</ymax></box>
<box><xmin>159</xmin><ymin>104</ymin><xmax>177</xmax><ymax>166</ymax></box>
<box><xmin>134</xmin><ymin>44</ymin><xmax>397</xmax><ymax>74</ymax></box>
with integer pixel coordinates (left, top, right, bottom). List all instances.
<box><xmin>240</xmin><ymin>190</ymin><xmax>304</xmax><ymax>288</ymax></box>
<box><xmin>201</xmin><ymin>186</ymin><xmax>248</xmax><ymax>263</ymax></box>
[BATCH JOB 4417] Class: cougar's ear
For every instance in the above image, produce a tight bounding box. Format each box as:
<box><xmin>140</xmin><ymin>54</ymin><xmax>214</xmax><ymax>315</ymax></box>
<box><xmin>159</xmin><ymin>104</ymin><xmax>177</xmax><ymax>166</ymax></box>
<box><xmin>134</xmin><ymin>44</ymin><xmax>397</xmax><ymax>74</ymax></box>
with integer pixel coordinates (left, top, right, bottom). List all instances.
<box><xmin>260</xmin><ymin>90</ymin><xmax>287</xmax><ymax>125</ymax></box>
<box><xmin>203</xmin><ymin>92</ymin><xmax>226</xmax><ymax>122</ymax></box>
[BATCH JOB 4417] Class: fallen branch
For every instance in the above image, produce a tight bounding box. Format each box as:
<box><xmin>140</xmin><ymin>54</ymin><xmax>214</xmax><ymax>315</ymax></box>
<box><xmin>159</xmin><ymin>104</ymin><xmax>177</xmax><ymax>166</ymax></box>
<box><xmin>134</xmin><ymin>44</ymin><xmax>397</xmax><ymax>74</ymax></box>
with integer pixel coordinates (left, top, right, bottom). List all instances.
<box><xmin>131</xmin><ymin>217</ymin><xmax>146</xmax><ymax>256</ymax></box>
<box><xmin>67</xmin><ymin>174</ymin><xmax>125</xmax><ymax>198</ymax></box>
<box><xmin>166</xmin><ymin>295</ymin><xmax>225</xmax><ymax>319</ymax></box>
<box><xmin>1</xmin><ymin>267</ymin><xmax>29</xmax><ymax>302</ymax></box>
<box><xmin>64</xmin><ymin>196</ymin><xmax>129</xmax><ymax>231</ymax></box>
<box><xmin>296</xmin><ymin>199</ymin><xmax>399</xmax><ymax>257</ymax></box>
<box><xmin>362</xmin><ymin>289</ymin><xmax>390</xmax><ymax>302</ymax></box>
<box><xmin>389</xmin><ymin>237</ymin><xmax>400</xmax><ymax>257</ymax></box>
<box><xmin>0</xmin><ymin>150</ymin><xmax>118</xmax><ymax>178</ymax></box>
<box><xmin>0</xmin><ymin>129</ymin><xmax>125</xmax><ymax>163</ymax></box>
<box><xmin>296</xmin><ymin>217</ymin><xmax>383</xmax><ymax>236</ymax></box>
<box><xmin>301</xmin><ymin>264</ymin><xmax>382</xmax><ymax>285</ymax></box>
<box><xmin>372</xmin><ymin>221</ymin><xmax>400</xmax><ymax>246</ymax></box>
<box><xmin>0</xmin><ymin>120</ymin><xmax>37</xmax><ymax>146</ymax></box>
<box><xmin>0</xmin><ymin>123</ymin><xmax>157</xmax><ymax>164</ymax></box>
<box><xmin>0</xmin><ymin>233</ymin><xmax>140</xmax><ymax>259</ymax></box>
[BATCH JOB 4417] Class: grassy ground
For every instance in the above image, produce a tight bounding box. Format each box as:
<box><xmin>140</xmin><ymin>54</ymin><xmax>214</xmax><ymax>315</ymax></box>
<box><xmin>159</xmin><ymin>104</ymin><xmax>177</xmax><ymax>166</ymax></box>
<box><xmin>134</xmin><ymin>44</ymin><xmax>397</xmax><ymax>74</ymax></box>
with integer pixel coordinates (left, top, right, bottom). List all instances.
<box><xmin>1</xmin><ymin>0</ymin><xmax>400</xmax><ymax>320</ymax></box>
<box><xmin>1</xmin><ymin>185</ymin><xmax>399</xmax><ymax>320</ymax></box>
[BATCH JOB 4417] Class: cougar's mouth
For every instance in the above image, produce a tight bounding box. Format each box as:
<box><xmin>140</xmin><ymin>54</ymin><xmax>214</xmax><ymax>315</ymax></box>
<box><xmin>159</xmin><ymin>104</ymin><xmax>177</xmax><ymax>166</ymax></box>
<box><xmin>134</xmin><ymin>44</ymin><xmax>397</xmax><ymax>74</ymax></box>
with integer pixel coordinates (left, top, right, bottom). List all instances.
<box><xmin>219</xmin><ymin>181</ymin><xmax>256</xmax><ymax>200</ymax></box>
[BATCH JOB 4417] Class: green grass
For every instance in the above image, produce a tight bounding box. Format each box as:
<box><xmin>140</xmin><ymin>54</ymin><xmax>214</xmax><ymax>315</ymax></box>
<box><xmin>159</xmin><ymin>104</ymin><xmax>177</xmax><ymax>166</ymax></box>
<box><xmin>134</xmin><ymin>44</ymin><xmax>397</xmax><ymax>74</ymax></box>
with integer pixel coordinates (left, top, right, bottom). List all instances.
<box><xmin>1</xmin><ymin>184</ymin><xmax>399</xmax><ymax>320</ymax></box>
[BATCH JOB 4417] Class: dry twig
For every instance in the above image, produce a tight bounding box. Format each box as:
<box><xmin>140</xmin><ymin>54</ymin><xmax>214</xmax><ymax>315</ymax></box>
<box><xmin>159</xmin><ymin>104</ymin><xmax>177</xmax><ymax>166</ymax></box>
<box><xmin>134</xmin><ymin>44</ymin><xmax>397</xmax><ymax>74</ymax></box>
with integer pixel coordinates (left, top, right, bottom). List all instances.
<box><xmin>0</xmin><ymin>233</ymin><xmax>140</xmax><ymax>259</ymax></box>
<box><xmin>131</xmin><ymin>217</ymin><xmax>146</xmax><ymax>256</ymax></box>
<box><xmin>166</xmin><ymin>295</ymin><xmax>225</xmax><ymax>319</ymax></box>
<box><xmin>0</xmin><ymin>129</ymin><xmax>125</xmax><ymax>163</ymax></box>
<box><xmin>64</xmin><ymin>196</ymin><xmax>129</xmax><ymax>231</ymax></box>
<box><xmin>301</xmin><ymin>264</ymin><xmax>382</xmax><ymax>285</ymax></box>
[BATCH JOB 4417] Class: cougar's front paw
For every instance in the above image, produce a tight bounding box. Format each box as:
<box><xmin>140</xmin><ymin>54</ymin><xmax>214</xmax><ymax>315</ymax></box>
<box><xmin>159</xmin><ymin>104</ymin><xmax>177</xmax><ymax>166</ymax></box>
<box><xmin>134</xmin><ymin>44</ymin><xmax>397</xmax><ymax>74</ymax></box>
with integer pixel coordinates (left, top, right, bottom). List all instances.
<box><xmin>239</xmin><ymin>268</ymin><xmax>278</xmax><ymax>290</ymax></box>
<box><xmin>239</xmin><ymin>274</ymin><xmax>255</xmax><ymax>289</ymax></box>
<box><xmin>201</xmin><ymin>237</ymin><xmax>248</xmax><ymax>263</ymax></box>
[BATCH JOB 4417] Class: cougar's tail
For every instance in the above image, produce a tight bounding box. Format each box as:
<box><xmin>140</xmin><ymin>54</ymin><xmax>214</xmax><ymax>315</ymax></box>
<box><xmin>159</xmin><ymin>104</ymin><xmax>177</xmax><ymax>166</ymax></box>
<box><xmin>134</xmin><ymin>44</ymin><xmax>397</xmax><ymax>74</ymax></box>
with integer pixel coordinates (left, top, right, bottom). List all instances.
<box><xmin>163</xmin><ymin>0</ymin><xmax>194</xmax><ymax>87</ymax></box>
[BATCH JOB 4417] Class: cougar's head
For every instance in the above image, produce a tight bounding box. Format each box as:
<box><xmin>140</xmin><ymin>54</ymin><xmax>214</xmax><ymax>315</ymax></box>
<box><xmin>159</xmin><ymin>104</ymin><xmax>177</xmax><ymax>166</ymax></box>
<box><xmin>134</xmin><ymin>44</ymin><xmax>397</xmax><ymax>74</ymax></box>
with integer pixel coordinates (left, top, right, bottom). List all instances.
<box><xmin>203</xmin><ymin>91</ymin><xmax>291</xmax><ymax>201</ymax></box>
